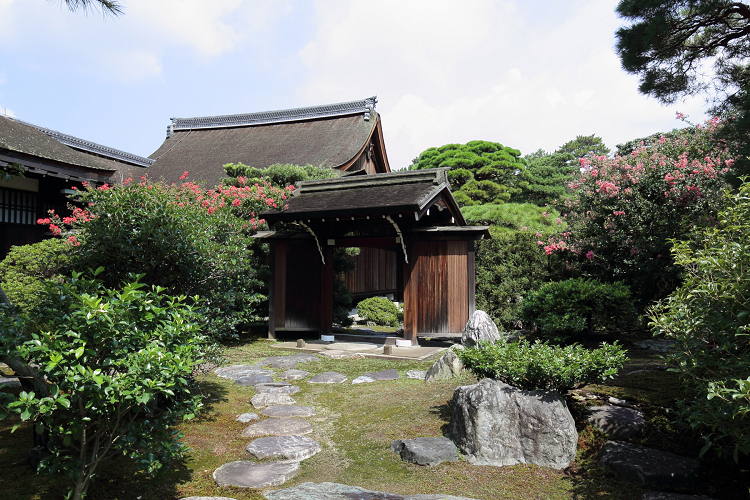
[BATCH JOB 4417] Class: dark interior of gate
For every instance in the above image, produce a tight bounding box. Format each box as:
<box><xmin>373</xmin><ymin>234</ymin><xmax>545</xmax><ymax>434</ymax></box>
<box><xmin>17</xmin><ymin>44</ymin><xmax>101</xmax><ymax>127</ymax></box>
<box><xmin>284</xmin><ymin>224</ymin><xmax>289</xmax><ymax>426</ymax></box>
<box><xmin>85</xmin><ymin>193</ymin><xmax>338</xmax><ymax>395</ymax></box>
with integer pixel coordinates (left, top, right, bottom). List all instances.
<box><xmin>258</xmin><ymin>168</ymin><xmax>490</xmax><ymax>344</ymax></box>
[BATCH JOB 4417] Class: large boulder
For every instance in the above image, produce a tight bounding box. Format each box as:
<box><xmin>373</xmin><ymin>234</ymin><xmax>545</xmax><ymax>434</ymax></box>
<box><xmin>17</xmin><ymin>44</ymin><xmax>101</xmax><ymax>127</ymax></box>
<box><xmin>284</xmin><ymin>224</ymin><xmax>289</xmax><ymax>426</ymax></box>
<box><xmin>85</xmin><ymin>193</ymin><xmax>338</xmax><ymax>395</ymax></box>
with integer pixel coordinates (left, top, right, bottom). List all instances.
<box><xmin>425</xmin><ymin>345</ymin><xmax>465</xmax><ymax>382</ymax></box>
<box><xmin>461</xmin><ymin>310</ymin><xmax>501</xmax><ymax>347</ymax></box>
<box><xmin>450</xmin><ymin>378</ymin><xmax>577</xmax><ymax>469</ymax></box>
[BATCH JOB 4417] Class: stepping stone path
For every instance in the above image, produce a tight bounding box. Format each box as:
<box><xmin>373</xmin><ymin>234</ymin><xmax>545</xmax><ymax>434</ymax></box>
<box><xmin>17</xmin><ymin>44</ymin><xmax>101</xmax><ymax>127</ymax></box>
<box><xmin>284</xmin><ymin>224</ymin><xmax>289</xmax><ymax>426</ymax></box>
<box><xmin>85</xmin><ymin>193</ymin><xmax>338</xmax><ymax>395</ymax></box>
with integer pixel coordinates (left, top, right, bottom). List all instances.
<box><xmin>352</xmin><ymin>375</ymin><xmax>375</xmax><ymax>384</ymax></box>
<box><xmin>599</xmin><ymin>440</ymin><xmax>701</xmax><ymax>488</ymax></box>
<box><xmin>236</xmin><ymin>412</ymin><xmax>260</xmax><ymax>423</ymax></box>
<box><xmin>406</xmin><ymin>369</ymin><xmax>427</xmax><ymax>380</ymax></box>
<box><xmin>251</xmin><ymin>393</ymin><xmax>297</xmax><ymax>409</ymax></box>
<box><xmin>255</xmin><ymin>384</ymin><xmax>300</xmax><ymax>396</ymax></box>
<box><xmin>588</xmin><ymin>405</ymin><xmax>645</xmax><ymax>439</ymax></box>
<box><xmin>241</xmin><ymin>418</ymin><xmax>313</xmax><ymax>438</ymax></box>
<box><xmin>263</xmin><ymin>482</ymin><xmax>480</xmax><ymax>500</ymax></box>
<box><xmin>391</xmin><ymin>437</ymin><xmax>458</xmax><ymax>466</ymax></box>
<box><xmin>259</xmin><ymin>353</ymin><xmax>320</xmax><ymax>369</ymax></box>
<box><xmin>364</xmin><ymin>368</ymin><xmax>399</xmax><ymax>381</ymax></box>
<box><xmin>213</xmin><ymin>460</ymin><xmax>300</xmax><ymax>489</ymax></box>
<box><xmin>308</xmin><ymin>371</ymin><xmax>348</xmax><ymax>384</ymax></box>
<box><xmin>215</xmin><ymin>365</ymin><xmax>274</xmax><ymax>380</ymax></box>
<box><xmin>247</xmin><ymin>435</ymin><xmax>322</xmax><ymax>460</ymax></box>
<box><xmin>236</xmin><ymin>374</ymin><xmax>275</xmax><ymax>386</ymax></box>
<box><xmin>261</xmin><ymin>405</ymin><xmax>315</xmax><ymax>418</ymax></box>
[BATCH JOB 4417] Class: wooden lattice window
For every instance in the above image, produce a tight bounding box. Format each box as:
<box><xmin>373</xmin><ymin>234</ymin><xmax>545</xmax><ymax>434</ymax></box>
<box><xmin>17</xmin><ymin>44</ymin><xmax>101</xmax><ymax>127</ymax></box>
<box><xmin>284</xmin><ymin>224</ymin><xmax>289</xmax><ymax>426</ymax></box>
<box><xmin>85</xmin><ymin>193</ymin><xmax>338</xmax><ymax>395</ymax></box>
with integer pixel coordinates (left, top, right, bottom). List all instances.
<box><xmin>0</xmin><ymin>188</ymin><xmax>38</xmax><ymax>225</ymax></box>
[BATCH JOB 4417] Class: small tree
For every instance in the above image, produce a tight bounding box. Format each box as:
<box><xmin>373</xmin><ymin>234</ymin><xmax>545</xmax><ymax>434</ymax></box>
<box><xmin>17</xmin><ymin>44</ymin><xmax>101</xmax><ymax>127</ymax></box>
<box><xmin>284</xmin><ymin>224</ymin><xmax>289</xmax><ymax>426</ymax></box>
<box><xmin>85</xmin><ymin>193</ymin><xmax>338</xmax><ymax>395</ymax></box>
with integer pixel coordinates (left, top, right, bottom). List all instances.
<box><xmin>0</xmin><ymin>271</ymin><xmax>209</xmax><ymax>500</ymax></box>
<box><xmin>649</xmin><ymin>180</ymin><xmax>750</xmax><ymax>461</ymax></box>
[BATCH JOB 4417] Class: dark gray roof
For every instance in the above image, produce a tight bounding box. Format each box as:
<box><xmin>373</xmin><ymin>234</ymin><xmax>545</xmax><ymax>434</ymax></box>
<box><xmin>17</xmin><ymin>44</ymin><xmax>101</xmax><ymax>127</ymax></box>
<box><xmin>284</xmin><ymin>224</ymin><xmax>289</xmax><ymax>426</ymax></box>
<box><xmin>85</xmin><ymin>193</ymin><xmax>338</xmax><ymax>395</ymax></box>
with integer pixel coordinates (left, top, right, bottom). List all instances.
<box><xmin>147</xmin><ymin>98</ymin><xmax>388</xmax><ymax>187</ymax></box>
<box><xmin>264</xmin><ymin>168</ymin><xmax>464</xmax><ymax>223</ymax></box>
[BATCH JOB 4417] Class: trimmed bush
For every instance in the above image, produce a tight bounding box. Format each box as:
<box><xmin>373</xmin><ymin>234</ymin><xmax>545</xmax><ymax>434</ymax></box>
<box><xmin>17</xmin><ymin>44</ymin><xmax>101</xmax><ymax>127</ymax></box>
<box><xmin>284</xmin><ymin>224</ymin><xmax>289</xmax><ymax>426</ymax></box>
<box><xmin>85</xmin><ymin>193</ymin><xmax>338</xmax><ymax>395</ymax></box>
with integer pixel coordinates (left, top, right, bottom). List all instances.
<box><xmin>356</xmin><ymin>296</ymin><xmax>400</xmax><ymax>327</ymax></box>
<box><xmin>522</xmin><ymin>278</ymin><xmax>638</xmax><ymax>339</ymax></box>
<box><xmin>457</xmin><ymin>339</ymin><xmax>628</xmax><ymax>392</ymax></box>
<box><xmin>222</xmin><ymin>162</ymin><xmax>338</xmax><ymax>187</ymax></box>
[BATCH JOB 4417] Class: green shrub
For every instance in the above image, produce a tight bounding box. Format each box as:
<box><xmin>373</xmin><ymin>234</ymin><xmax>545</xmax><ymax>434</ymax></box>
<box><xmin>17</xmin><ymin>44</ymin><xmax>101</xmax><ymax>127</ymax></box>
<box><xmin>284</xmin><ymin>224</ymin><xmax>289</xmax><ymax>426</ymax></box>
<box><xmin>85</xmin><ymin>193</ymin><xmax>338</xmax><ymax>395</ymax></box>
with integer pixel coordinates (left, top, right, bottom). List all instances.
<box><xmin>461</xmin><ymin>202</ymin><xmax>564</xmax><ymax>232</ymax></box>
<box><xmin>356</xmin><ymin>296</ymin><xmax>400</xmax><ymax>327</ymax></box>
<box><xmin>0</xmin><ymin>238</ymin><xmax>72</xmax><ymax>313</ymax></box>
<box><xmin>222</xmin><ymin>162</ymin><xmax>338</xmax><ymax>187</ymax></box>
<box><xmin>0</xmin><ymin>271</ymin><xmax>209</xmax><ymax>500</ymax></box>
<box><xmin>649</xmin><ymin>180</ymin><xmax>750</xmax><ymax>462</ymax></box>
<box><xmin>522</xmin><ymin>278</ymin><xmax>638</xmax><ymax>339</ymax></box>
<box><xmin>474</xmin><ymin>227</ymin><xmax>554</xmax><ymax>329</ymax></box>
<box><xmin>457</xmin><ymin>339</ymin><xmax>628</xmax><ymax>392</ymax></box>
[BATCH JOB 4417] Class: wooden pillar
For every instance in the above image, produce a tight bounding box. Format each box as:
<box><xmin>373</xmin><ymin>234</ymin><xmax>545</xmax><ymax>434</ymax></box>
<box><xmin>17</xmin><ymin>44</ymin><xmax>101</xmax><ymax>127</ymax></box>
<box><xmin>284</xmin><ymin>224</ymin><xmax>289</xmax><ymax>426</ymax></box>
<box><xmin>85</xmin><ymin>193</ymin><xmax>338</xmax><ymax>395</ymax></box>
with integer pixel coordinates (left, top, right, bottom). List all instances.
<box><xmin>268</xmin><ymin>241</ymin><xmax>287</xmax><ymax>340</ymax></box>
<box><xmin>320</xmin><ymin>245</ymin><xmax>334</xmax><ymax>335</ymax></box>
<box><xmin>402</xmin><ymin>238</ymin><xmax>418</xmax><ymax>345</ymax></box>
<box><xmin>468</xmin><ymin>240</ymin><xmax>476</xmax><ymax>316</ymax></box>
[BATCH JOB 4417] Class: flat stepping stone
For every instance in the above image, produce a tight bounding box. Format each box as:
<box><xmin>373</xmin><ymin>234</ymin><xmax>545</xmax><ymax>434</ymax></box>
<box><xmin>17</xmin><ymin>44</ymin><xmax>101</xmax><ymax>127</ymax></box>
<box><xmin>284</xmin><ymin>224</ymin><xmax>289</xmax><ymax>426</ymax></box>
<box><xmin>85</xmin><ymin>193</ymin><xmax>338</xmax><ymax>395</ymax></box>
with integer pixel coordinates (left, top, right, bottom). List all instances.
<box><xmin>215</xmin><ymin>365</ymin><xmax>273</xmax><ymax>380</ymax></box>
<box><xmin>391</xmin><ymin>437</ymin><xmax>459</xmax><ymax>466</ymax></box>
<box><xmin>260</xmin><ymin>354</ymin><xmax>320</xmax><ymax>369</ymax></box>
<box><xmin>251</xmin><ymin>393</ymin><xmax>296</xmax><ymax>409</ymax></box>
<box><xmin>318</xmin><ymin>350</ymin><xmax>365</xmax><ymax>359</ymax></box>
<box><xmin>323</xmin><ymin>342</ymin><xmax>379</xmax><ymax>351</ymax></box>
<box><xmin>263</xmin><ymin>482</ymin><xmax>480</xmax><ymax>500</ymax></box>
<box><xmin>255</xmin><ymin>384</ymin><xmax>300</xmax><ymax>396</ymax></box>
<box><xmin>406</xmin><ymin>370</ymin><xmax>427</xmax><ymax>380</ymax></box>
<box><xmin>599</xmin><ymin>440</ymin><xmax>701</xmax><ymax>488</ymax></box>
<box><xmin>308</xmin><ymin>371</ymin><xmax>347</xmax><ymax>384</ymax></box>
<box><xmin>242</xmin><ymin>417</ymin><xmax>312</xmax><ymax>438</ymax></box>
<box><xmin>364</xmin><ymin>368</ymin><xmax>399</xmax><ymax>381</ymax></box>
<box><xmin>261</xmin><ymin>405</ymin><xmax>316</xmax><ymax>418</ymax></box>
<box><xmin>0</xmin><ymin>376</ymin><xmax>21</xmax><ymax>388</ymax></box>
<box><xmin>246</xmin><ymin>435</ymin><xmax>322</xmax><ymax>460</ymax></box>
<box><xmin>235</xmin><ymin>374</ymin><xmax>275</xmax><ymax>386</ymax></box>
<box><xmin>236</xmin><ymin>412</ymin><xmax>260</xmax><ymax>423</ymax></box>
<box><xmin>352</xmin><ymin>375</ymin><xmax>375</xmax><ymax>384</ymax></box>
<box><xmin>279</xmin><ymin>369</ymin><xmax>310</xmax><ymax>381</ymax></box>
<box><xmin>213</xmin><ymin>460</ymin><xmax>299</xmax><ymax>489</ymax></box>
<box><xmin>588</xmin><ymin>406</ymin><xmax>645</xmax><ymax>439</ymax></box>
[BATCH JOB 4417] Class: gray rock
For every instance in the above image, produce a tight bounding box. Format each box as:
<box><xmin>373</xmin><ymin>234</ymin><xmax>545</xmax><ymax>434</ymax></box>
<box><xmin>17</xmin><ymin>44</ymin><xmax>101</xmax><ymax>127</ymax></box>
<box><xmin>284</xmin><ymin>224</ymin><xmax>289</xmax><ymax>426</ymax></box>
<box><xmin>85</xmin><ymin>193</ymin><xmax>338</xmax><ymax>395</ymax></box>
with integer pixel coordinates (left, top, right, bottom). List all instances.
<box><xmin>236</xmin><ymin>412</ymin><xmax>260</xmax><ymax>423</ymax></box>
<box><xmin>352</xmin><ymin>375</ymin><xmax>375</xmax><ymax>384</ymax></box>
<box><xmin>0</xmin><ymin>376</ymin><xmax>21</xmax><ymax>388</ymax></box>
<box><xmin>255</xmin><ymin>384</ymin><xmax>300</xmax><ymax>396</ymax></box>
<box><xmin>318</xmin><ymin>350</ymin><xmax>364</xmax><ymax>359</ymax></box>
<box><xmin>251</xmin><ymin>393</ymin><xmax>296</xmax><ymax>409</ymax></box>
<box><xmin>425</xmin><ymin>345</ymin><xmax>465</xmax><ymax>382</ymax></box>
<box><xmin>364</xmin><ymin>368</ymin><xmax>399</xmax><ymax>381</ymax></box>
<box><xmin>260</xmin><ymin>354</ymin><xmax>320</xmax><ymax>369</ymax></box>
<box><xmin>308</xmin><ymin>371</ymin><xmax>348</xmax><ymax>384</ymax></box>
<box><xmin>450</xmin><ymin>378</ymin><xmax>577</xmax><ymax>469</ymax></box>
<box><xmin>391</xmin><ymin>437</ymin><xmax>458</xmax><ymax>466</ymax></box>
<box><xmin>213</xmin><ymin>460</ymin><xmax>299</xmax><ymax>489</ymax></box>
<box><xmin>406</xmin><ymin>370</ymin><xmax>427</xmax><ymax>380</ymax></box>
<box><xmin>215</xmin><ymin>365</ymin><xmax>274</xmax><ymax>381</ymax></box>
<box><xmin>599</xmin><ymin>440</ymin><xmax>701</xmax><ymax>488</ymax></box>
<box><xmin>246</xmin><ymin>435</ymin><xmax>322</xmax><ymax>460</ymax></box>
<box><xmin>279</xmin><ymin>369</ymin><xmax>310</xmax><ymax>381</ymax></box>
<box><xmin>588</xmin><ymin>405</ymin><xmax>645</xmax><ymax>439</ymax></box>
<box><xmin>241</xmin><ymin>417</ymin><xmax>312</xmax><ymax>438</ymax></box>
<box><xmin>608</xmin><ymin>397</ymin><xmax>636</xmax><ymax>408</ymax></box>
<box><xmin>261</xmin><ymin>405</ymin><xmax>316</xmax><ymax>418</ymax></box>
<box><xmin>461</xmin><ymin>310</ymin><xmax>501</xmax><ymax>347</ymax></box>
<box><xmin>643</xmin><ymin>493</ymin><xmax>719</xmax><ymax>500</ymax></box>
<box><xmin>263</xmin><ymin>482</ymin><xmax>480</xmax><ymax>500</ymax></box>
<box><xmin>235</xmin><ymin>374</ymin><xmax>275</xmax><ymax>386</ymax></box>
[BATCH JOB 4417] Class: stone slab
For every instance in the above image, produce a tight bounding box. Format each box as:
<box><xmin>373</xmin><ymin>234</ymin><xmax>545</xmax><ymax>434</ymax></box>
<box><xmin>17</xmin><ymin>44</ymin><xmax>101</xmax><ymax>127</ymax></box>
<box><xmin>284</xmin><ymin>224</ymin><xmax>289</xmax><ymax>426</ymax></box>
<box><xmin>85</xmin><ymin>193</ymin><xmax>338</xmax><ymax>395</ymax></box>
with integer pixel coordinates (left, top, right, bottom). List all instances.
<box><xmin>0</xmin><ymin>376</ymin><xmax>21</xmax><ymax>388</ymax></box>
<box><xmin>271</xmin><ymin>341</ymin><xmax>445</xmax><ymax>361</ymax></box>
<box><xmin>279</xmin><ymin>369</ymin><xmax>310</xmax><ymax>381</ymax></box>
<box><xmin>318</xmin><ymin>350</ymin><xmax>365</xmax><ymax>359</ymax></box>
<box><xmin>251</xmin><ymin>393</ymin><xmax>296</xmax><ymax>409</ymax></box>
<box><xmin>242</xmin><ymin>417</ymin><xmax>312</xmax><ymax>438</ymax></box>
<box><xmin>308</xmin><ymin>371</ymin><xmax>348</xmax><ymax>384</ymax></box>
<box><xmin>247</xmin><ymin>435</ymin><xmax>322</xmax><ymax>460</ymax></box>
<box><xmin>352</xmin><ymin>375</ymin><xmax>375</xmax><ymax>384</ymax></box>
<box><xmin>391</xmin><ymin>437</ymin><xmax>458</xmax><ymax>466</ymax></box>
<box><xmin>323</xmin><ymin>342</ymin><xmax>379</xmax><ymax>351</ymax></box>
<box><xmin>263</xmin><ymin>482</ymin><xmax>480</xmax><ymax>500</ymax></box>
<box><xmin>260</xmin><ymin>354</ymin><xmax>320</xmax><ymax>369</ymax></box>
<box><xmin>588</xmin><ymin>406</ymin><xmax>645</xmax><ymax>439</ymax></box>
<box><xmin>261</xmin><ymin>405</ymin><xmax>316</xmax><ymax>418</ymax></box>
<box><xmin>364</xmin><ymin>368</ymin><xmax>399</xmax><ymax>381</ymax></box>
<box><xmin>406</xmin><ymin>370</ymin><xmax>427</xmax><ymax>380</ymax></box>
<box><xmin>213</xmin><ymin>460</ymin><xmax>299</xmax><ymax>489</ymax></box>
<box><xmin>255</xmin><ymin>384</ymin><xmax>300</xmax><ymax>396</ymax></box>
<box><xmin>599</xmin><ymin>440</ymin><xmax>701</xmax><ymax>488</ymax></box>
<box><xmin>235</xmin><ymin>374</ymin><xmax>275</xmax><ymax>386</ymax></box>
<box><xmin>236</xmin><ymin>412</ymin><xmax>260</xmax><ymax>423</ymax></box>
<box><xmin>215</xmin><ymin>365</ymin><xmax>274</xmax><ymax>381</ymax></box>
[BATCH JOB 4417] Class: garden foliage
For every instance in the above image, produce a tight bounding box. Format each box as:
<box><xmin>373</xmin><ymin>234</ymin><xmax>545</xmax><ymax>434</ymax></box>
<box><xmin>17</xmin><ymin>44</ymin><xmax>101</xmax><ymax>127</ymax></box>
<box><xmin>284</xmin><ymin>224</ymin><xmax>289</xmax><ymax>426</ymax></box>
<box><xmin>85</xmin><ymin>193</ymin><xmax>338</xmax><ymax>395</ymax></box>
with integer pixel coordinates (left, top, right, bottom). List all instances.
<box><xmin>546</xmin><ymin>118</ymin><xmax>732</xmax><ymax>305</ymax></box>
<box><xmin>222</xmin><ymin>162</ymin><xmax>338</xmax><ymax>188</ymax></box>
<box><xmin>522</xmin><ymin>278</ymin><xmax>638</xmax><ymax>339</ymax></box>
<box><xmin>356</xmin><ymin>296</ymin><xmax>401</xmax><ymax>327</ymax></box>
<box><xmin>0</xmin><ymin>271</ymin><xmax>209</xmax><ymax>500</ymax></box>
<box><xmin>36</xmin><ymin>175</ymin><xmax>291</xmax><ymax>338</ymax></box>
<box><xmin>457</xmin><ymin>339</ymin><xmax>628</xmax><ymax>392</ymax></box>
<box><xmin>649</xmin><ymin>180</ymin><xmax>750</xmax><ymax>462</ymax></box>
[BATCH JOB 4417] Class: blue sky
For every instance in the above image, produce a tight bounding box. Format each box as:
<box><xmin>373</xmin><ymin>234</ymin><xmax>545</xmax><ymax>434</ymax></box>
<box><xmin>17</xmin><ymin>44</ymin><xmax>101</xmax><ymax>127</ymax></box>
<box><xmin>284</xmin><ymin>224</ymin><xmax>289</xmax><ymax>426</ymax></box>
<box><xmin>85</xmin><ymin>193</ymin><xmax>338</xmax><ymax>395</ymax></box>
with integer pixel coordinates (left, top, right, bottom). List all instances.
<box><xmin>0</xmin><ymin>0</ymin><xmax>710</xmax><ymax>170</ymax></box>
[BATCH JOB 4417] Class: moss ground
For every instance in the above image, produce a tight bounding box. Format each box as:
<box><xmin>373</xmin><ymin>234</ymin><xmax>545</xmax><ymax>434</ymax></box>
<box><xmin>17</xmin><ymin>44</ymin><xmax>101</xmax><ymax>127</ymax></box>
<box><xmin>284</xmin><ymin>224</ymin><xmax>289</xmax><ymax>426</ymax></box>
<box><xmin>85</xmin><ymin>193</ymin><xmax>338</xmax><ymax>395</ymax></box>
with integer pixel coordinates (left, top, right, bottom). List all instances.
<box><xmin>1</xmin><ymin>332</ymin><xmax>748</xmax><ymax>499</ymax></box>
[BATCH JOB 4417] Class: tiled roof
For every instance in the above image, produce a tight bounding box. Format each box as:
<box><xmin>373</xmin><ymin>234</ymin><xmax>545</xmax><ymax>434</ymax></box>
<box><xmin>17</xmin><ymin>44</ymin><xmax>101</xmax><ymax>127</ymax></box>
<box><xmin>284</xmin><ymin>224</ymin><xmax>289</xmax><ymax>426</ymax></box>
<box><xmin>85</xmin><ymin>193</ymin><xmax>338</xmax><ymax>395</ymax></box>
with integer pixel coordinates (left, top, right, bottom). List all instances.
<box><xmin>148</xmin><ymin>97</ymin><xmax>386</xmax><ymax>187</ymax></box>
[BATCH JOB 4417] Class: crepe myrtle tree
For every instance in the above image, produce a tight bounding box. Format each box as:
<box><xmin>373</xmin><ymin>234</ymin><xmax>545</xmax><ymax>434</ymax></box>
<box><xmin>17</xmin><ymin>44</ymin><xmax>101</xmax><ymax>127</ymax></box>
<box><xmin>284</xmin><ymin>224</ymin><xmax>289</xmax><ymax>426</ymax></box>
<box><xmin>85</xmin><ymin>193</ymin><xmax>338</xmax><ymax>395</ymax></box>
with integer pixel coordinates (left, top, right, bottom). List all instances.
<box><xmin>0</xmin><ymin>271</ymin><xmax>209</xmax><ymax>500</ymax></box>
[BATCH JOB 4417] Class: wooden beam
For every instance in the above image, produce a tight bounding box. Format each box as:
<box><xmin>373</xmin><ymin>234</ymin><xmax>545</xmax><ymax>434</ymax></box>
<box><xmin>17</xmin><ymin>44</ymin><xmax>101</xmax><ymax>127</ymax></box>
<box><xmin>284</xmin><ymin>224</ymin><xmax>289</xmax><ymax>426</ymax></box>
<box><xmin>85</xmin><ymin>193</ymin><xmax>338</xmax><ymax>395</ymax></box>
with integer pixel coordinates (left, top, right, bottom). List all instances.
<box><xmin>320</xmin><ymin>245</ymin><xmax>334</xmax><ymax>335</ymax></box>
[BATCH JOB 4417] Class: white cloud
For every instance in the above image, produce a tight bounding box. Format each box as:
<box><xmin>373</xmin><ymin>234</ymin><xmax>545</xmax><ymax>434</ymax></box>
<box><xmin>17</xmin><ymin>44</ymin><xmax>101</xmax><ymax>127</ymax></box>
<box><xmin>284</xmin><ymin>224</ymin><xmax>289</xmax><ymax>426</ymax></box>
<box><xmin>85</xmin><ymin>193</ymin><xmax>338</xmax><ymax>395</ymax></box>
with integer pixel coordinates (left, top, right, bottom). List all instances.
<box><xmin>102</xmin><ymin>50</ymin><xmax>163</xmax><ymax>82</ymax></box>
